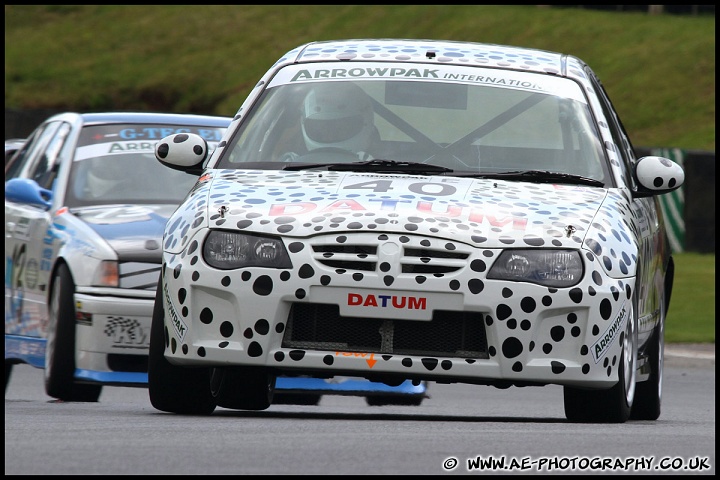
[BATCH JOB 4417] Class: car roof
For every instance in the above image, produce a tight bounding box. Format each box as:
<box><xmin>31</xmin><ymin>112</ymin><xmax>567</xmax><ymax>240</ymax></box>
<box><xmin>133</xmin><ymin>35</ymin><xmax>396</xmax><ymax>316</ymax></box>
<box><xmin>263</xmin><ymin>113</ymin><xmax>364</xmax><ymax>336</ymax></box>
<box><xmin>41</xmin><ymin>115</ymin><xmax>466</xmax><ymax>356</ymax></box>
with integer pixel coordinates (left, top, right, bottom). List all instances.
<box><xmin>275</xmin><ymin>38</ymin><xmax>587</xmax><ymax>79</ymax></box>
<box><xmin>40</xmin><ymin>111</ymin><xmax>232</xmax><ymax>127</ymax></box>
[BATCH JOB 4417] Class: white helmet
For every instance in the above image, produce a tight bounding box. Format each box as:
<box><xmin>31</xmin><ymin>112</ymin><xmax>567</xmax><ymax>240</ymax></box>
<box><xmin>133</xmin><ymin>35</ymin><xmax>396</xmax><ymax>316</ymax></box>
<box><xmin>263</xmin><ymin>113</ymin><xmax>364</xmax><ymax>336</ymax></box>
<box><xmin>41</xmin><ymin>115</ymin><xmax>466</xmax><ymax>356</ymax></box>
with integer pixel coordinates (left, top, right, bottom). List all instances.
<box><xmin>83</xmin><ymin>157</ymin><xmax>127</xmax><ymax>198</ymax></box>
<box><xmin>301</xmin><ymin>83</ymin><xmax>375</xmax><ymax>153</ymax></box>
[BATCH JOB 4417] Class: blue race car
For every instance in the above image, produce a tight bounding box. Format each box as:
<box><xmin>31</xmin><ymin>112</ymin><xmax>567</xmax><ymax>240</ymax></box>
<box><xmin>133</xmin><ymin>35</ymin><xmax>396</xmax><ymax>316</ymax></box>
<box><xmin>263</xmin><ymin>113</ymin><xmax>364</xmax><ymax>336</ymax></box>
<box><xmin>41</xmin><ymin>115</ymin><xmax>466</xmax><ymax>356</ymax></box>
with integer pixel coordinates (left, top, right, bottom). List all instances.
<box><xmin>5</xmin><ymin>111</ymin><xmax>427</xmax><ymax>406</ymax></box>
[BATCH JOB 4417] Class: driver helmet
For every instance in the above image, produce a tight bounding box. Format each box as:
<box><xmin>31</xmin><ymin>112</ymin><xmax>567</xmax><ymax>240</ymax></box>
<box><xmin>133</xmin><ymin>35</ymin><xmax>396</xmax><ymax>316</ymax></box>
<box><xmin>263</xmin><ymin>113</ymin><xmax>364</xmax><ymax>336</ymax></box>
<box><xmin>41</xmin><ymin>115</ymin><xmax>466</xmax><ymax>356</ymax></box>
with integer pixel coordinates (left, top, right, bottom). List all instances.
<box><xmin>301</xmin><ymin>82</ymin><xmax>376</xmax><ymax>153</ymax></box>
<box><xmin>84</xmin><ymin>157</ymin><xmax>126</xmax><ymax>198</ymax></box>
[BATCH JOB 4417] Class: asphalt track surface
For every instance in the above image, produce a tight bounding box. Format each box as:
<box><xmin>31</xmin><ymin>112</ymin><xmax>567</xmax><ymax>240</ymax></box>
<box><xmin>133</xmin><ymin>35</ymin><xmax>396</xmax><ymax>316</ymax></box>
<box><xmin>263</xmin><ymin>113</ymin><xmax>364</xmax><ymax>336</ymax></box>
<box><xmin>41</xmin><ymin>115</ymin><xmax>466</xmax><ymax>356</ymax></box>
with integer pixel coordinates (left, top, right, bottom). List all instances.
<box><xmin>4</xmin><ymin>343</ymin><xmax>715</xmax><ymax>475</ymax></box>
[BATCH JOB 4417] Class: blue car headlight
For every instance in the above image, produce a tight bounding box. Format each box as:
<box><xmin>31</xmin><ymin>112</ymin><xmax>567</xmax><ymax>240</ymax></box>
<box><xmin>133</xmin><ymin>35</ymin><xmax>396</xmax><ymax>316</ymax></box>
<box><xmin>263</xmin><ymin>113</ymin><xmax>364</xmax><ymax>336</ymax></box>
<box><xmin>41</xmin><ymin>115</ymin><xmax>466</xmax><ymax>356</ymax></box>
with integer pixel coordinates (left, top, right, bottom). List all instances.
<box><xmin>203</xmin><ymin>231</ymin><xmax>292</xmax><ymax>269</ymax></box>
<box><xmin>487</xmin><ymin>249</ymin><xmax>583</xmax><ymax>288</ymax></box>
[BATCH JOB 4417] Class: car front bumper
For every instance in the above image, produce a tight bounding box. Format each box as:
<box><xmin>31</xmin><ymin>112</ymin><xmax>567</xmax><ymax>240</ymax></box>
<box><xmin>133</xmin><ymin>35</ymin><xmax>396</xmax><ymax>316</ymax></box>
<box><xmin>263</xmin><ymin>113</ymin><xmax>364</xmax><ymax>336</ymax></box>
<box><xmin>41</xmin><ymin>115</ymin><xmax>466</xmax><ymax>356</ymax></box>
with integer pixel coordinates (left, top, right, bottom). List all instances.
<box><xmin>73</xmin><ymin>292</ymin><xmax>152</xmax><ymax>386</ymax></box>
<box><xmin>160</xmin><ymin>236</ymin><xmax>634</xmax><ymax>391</ymax></box>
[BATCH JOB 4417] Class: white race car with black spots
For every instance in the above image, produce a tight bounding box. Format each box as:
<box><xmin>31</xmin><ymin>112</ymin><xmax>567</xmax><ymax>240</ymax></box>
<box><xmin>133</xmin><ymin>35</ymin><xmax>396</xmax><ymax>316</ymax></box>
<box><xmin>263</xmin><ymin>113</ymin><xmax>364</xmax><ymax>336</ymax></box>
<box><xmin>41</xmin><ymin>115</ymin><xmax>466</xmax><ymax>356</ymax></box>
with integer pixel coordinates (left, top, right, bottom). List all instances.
<box><xmin>149</xmin><ymin>39</ymin><xmax>684</xmax><ymax>422</ymax></box>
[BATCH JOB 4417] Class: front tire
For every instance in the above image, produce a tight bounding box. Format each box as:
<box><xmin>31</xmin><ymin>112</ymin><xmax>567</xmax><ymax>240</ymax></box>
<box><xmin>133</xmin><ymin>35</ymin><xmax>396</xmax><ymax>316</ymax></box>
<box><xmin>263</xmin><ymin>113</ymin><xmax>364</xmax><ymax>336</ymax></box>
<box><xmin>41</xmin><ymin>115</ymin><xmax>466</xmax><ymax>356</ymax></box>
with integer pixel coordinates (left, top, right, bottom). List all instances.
<box><xmin>273</xmin><ymin>393</ymin><xmax>322</xmax><ymax>406</ymax></box>
<box><xmin>564</xmin><ymin>301</ymin><xmax>637</xmax><ymax>423</ymax></box>
<box><xmin>45</xmin><ymin>263</ymin><xmax>102</xmax><ymax>402</ymax></box>
<box><xmin>211</xmin><ymin>367</ymin><xmax>276</xmax><ymax>411</ymax></box>
<box><xmin>631</xmin><ymin>312</ymin><xmax>664</xmax><ymax>420</ymax></box>
<box><xmin>366</xmin><ymin>395</ymin><xmax>423</xmax><ymax>406</ymax></box>
<box><xmin>5</xmin><ymin>361</ymin><xmax>13</xmax><ymax>392</ymax></box>
<box><xmin>148</xmin><ymin>276</ymin><xmax>216</xmax><ymax>415</ymax></box>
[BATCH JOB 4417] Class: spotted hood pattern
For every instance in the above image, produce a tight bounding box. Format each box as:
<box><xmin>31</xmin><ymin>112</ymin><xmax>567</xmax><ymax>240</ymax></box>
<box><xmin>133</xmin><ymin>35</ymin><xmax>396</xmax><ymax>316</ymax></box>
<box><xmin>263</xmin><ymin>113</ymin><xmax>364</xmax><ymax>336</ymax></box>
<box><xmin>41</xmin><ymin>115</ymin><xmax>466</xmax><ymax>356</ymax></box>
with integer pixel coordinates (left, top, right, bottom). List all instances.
<box><xmin>164</xmin><ymin>170</ymin><xmax>639</xmax><ymax>280</ymax></box>
<box><xmin>161</xmin><ymin>168</ymin><xmax>640</xmax><ymax>387</ymax></box>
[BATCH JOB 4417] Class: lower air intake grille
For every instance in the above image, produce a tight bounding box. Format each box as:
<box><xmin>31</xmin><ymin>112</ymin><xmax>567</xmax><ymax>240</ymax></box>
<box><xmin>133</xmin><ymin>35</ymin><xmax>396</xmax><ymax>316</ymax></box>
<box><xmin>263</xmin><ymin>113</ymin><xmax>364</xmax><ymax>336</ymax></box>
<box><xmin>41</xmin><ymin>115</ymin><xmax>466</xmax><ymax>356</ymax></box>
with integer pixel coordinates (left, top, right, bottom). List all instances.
<box><xmin>107</xmin><ymin>354</ymin><xmax>148</xmax><ymax>373</ymax></box>
<box><xmin>283</xmin><ymin>303</ymin><xmax>488</xmax><ymax>358</ymax></box>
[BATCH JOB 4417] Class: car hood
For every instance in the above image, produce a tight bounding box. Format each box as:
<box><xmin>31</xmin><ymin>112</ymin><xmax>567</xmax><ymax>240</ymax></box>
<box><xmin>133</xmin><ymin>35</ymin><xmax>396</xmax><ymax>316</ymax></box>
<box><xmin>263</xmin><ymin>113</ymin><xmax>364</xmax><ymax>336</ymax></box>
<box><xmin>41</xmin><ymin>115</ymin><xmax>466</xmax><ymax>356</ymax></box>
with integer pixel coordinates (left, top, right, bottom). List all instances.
<box><xmin>72</xmin><ymin>204</ymin><xmax>178</xmax><ymax>262</ymax></box>
<box><xmin>167</xmin><ymin>170</ymin><xmax>620</xmax><ymax>252</ymax></box>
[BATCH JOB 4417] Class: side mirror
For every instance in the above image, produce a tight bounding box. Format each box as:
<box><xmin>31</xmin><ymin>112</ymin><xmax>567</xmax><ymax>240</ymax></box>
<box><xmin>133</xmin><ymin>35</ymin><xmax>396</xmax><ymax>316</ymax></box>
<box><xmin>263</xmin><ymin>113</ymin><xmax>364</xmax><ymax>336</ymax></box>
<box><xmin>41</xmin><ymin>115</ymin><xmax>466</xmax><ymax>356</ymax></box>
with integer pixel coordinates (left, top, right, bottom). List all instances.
<box><xmin>155</xmin><ymin>133</ymin><xmax>210</xmax><ymax>174</ymax></box>
<box><xmin>5</xmin><ymin>178</ymin><xmax>53</xmax><ymax>209</ymax></box>
<box><xmin>633</xmin><ymin>156</ymin><xmax>685</xmax><ymax>198</ymax></box>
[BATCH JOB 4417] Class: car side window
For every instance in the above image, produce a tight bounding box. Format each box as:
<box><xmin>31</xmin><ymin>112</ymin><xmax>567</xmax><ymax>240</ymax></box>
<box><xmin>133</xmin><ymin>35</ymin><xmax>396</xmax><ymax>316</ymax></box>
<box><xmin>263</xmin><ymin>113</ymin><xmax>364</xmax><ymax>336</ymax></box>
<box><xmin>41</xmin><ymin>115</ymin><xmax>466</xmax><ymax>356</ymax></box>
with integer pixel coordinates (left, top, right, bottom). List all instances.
<box><xmin>587</xmin><ymin>69</ymin><xmax>636</xmax><ymax>189</ymax></box>
<box><xmin>28</xmin><ymin>122</ymin><xmax>72</xmax><ymax>190</ymax></box>
<box><xmin>5</xmin><ymin>131</ymin><xmax>40</xmax><ymax>179</ymax></box>
<box><xmin>5</xmin><ymin>120</ymin><xmax>63</xmax><ymax>183</ymax></box>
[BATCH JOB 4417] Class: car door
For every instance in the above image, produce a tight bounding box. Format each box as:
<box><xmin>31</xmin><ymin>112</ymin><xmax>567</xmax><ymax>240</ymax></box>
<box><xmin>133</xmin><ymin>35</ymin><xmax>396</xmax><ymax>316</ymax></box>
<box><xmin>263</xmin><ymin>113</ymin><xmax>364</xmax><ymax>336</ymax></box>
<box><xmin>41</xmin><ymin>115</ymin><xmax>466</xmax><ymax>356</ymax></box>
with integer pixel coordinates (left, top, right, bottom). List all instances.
<box><xmin>5</xmin><ymin>120</ymin><xmax>71</xmax><ymax>338</ymax></box>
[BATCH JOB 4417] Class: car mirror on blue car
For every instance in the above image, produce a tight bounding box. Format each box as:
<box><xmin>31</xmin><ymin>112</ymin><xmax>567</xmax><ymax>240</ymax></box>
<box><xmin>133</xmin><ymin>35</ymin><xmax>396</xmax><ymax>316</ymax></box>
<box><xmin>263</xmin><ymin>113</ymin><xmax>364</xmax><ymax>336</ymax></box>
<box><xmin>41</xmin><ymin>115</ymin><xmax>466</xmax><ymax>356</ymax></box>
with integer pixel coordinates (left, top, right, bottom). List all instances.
<box><xmin>5</xmin><ymin>178</ymin><xmax>53</xmax><ymax>209</ymax></box>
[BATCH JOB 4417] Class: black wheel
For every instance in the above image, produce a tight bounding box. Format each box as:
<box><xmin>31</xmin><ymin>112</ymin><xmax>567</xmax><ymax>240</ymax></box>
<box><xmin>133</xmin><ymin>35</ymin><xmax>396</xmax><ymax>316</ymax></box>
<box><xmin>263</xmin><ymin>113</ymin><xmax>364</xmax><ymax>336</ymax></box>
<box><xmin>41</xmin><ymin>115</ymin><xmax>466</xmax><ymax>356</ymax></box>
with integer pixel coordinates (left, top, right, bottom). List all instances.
<box><xmin>5</xmin><ymin>361</ymin><xmax>13</xmax><ymax>392</ymax></box>
<box><xmin>630</xmin><ymin>311</ymin><xmax>664</xmax><ymax>420</ymax></box>
<box><xmin>148</xmin><ymin>276</ymin><xmax>216</xmax><ymax>415</ymax></box>
<box><xmin>272</xmin><ymin>392</ymin><xmax>322</xmax><ymax>406</ymax></box>
<box><xmin>564</xmin><ymin>301</ymin><xmax>637</xmax><ymax>423</ymax></box>
<box><xmin>366</xmin><ymin>395</ymin><xmax>424</xmax><ymax>406</ymax></box>
<box><xmin>45</xmin><ymin>263</ymin><xmax>102</xmax><ymax>402</ymax></box>
<box><xmin>211</xmin><ymin>367</ymin><xmax>276</xmax><ymax>411</ymax></box>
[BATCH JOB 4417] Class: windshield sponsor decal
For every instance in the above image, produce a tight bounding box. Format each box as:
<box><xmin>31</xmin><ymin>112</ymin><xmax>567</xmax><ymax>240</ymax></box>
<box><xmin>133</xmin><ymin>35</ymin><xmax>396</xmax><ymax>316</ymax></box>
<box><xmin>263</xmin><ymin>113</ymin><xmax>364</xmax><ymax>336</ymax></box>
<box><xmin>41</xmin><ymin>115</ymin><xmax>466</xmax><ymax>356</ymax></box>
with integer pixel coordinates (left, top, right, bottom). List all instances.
<box><xmin>270</xmin><ymin>62</ymin><xmax>586</xmax><ymax>101</ymax></box>
<box><xmin>79</xmin><ymin>124</ymin><xmax>225</xmax><ymax>146</ymax></box>
<box><xmin>591</xmin><ymin>301</ymin><xmax>627</xmax><ymax>363</ymax></box>
<box><xmin>291</xmin><ymin>66</ymin><xmax>544</xmax><ymax>92</ymax></box>
<box><xmin>75</xmin><ymin>124</ymin><xmax>225</xmax><ymax>160</ymax></box>
<box><xmin>109</xmin><ymin>127</ymin><xmax>223</xmax><ymax>141</ymax></box>
<box><xmin>75</xmin><ymin>140</ymin><xmax>221</xmax><ymax>161</ymax></box>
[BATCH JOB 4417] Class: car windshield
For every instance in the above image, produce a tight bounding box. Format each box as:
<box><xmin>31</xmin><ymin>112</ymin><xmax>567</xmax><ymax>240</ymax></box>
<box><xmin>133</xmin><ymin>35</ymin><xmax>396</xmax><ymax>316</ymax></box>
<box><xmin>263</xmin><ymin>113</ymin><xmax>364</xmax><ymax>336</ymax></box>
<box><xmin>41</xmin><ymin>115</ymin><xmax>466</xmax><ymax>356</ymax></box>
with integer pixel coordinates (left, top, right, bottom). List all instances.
<box><xmin>218</xmin><ymin>62</ymin><xmax>610</xmax><ymax>183</ymax></box>
<box><xmin>66</xmin><ymin>123</ymin><xmax>225</xmax><ymax>207</ymax></box>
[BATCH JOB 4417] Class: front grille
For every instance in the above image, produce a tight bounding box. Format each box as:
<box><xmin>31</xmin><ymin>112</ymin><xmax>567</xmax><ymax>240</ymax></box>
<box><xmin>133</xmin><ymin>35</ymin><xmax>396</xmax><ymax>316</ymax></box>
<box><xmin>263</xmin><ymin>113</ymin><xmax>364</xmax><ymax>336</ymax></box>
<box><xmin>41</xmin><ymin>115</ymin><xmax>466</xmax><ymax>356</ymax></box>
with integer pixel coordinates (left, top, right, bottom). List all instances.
<box><xmin>401</xmin><ymin>247</ymin><xmax>469</xmax><ymax>274</ymax></box>
<box><xmin>283</xmin><ymin>303</ymin><xmax>488</xmax><ymax>358</ymax></box>
<box><xmin>107</xmin><ymin>353</ymin><xmax>148</xmax><ymax>373</ymax></box>
<box><xmin>312</xmin><ymin>243</ymin><xmax>469</xmax><ymax>274</ymax></box>
<box><xmin>313</xmin><ymin>244</ymin><xmax>378</xmax><ymax>271</ymax></box>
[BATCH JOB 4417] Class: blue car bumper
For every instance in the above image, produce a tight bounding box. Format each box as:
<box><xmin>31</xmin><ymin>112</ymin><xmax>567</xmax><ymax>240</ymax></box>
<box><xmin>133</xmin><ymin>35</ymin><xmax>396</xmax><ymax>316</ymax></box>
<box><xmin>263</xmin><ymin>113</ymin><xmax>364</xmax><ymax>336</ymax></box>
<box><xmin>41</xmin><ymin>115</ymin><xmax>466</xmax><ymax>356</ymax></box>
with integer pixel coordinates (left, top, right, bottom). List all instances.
<box><xmin>274</xmin><ymin>376</ymin><xmax>427</xmax><ymax>396</ymax></box>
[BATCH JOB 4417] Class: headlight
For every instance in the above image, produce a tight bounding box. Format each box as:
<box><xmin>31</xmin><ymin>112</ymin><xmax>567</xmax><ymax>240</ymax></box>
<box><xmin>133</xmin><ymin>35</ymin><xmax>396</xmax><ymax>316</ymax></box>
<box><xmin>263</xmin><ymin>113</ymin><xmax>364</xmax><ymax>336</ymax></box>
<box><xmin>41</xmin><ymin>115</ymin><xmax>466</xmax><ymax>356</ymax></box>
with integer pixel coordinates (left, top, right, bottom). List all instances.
<box><xmin>487</xmin><ymin>249</ymin><xmax>583</xmax><ymax>288</ymax></box>
<box><xmin>203</xmin><ymin>231</ymin><xmax>292</xmax><ymax>269</ymax></box>
<box><xmin>92</xmin><ymin>260</ymin><xmax>119</xmax><ymax>287</ymax></box>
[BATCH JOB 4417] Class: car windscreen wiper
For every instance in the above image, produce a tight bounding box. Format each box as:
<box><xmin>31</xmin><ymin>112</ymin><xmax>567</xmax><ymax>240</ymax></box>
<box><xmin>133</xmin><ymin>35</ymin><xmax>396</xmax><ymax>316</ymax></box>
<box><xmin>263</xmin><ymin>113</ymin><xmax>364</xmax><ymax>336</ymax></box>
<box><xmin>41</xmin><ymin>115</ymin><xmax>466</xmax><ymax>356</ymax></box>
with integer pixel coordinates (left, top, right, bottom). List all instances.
<box><xmin>454</xmin><ymin>170</ymin><xmax>605</xmax><ymax>187</ymax></box>
<box><xmin>283</xmin><ymin>159</ymin><xmax>454</xmax><ymax>175</ymax></box>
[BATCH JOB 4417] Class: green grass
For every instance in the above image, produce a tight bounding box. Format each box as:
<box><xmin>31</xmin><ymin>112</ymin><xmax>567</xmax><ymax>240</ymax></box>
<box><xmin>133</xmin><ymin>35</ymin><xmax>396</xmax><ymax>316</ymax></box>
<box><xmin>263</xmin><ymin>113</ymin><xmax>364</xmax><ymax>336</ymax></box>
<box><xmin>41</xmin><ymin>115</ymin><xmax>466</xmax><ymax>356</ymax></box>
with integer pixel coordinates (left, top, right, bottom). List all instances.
<box><xmin>666</xmin><ymin>252</ymin><xmax>715</xmax><ymax>343</ymax></box>
<box><xmin>3</xmin><ymin>5</ymin><xmax>715</xmax><ymax>151</ymax></box>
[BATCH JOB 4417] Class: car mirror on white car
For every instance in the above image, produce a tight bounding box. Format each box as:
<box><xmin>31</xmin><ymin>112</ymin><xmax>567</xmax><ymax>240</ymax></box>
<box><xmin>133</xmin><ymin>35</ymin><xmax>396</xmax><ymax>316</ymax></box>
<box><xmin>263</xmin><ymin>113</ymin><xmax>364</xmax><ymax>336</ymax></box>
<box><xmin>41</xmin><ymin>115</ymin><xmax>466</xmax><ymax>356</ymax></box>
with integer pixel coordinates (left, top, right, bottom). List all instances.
<box><xmin>633</xmin><ymin>155</ymin><xmax>685</xmax><ymax>197</ymax></box>
<box><xmin>155</xmin><ymin>133</ymin><xmax>211</xmax><ymax>173</ymax></box>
